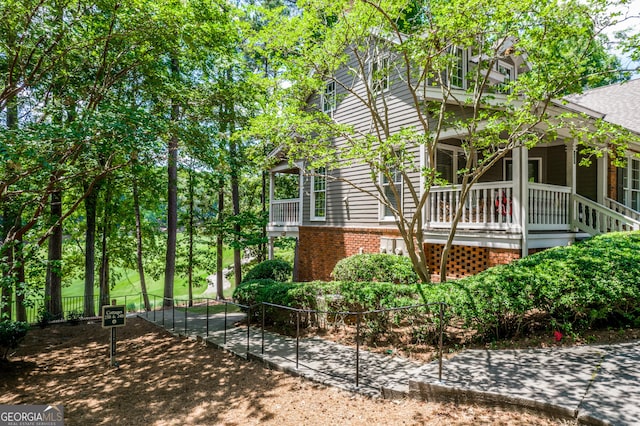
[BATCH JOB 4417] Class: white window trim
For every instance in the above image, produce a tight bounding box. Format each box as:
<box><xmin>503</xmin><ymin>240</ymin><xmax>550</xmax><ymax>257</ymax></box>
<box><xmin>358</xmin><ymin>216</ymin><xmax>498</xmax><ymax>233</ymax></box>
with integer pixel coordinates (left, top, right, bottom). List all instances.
<box><xmin>310</xmin><ymin>168</ymin><xmax>327</xmax><ymax>221</ymax></box>
<box><xmin>436</xmin><ymin>144</ymin><xmax>469</xmax><ymax>184</ymax></box>
<box><xmin>449</xmin><ymin>47</ymin><xmax>467</xmax><ymax>90</ymax></box>
<box><xmin>621</xmin><ymin>156</ymin><xmax>640</xmax><ymax>210</ymax></box>
<box><xmin>371</xmin><ymin>55</ymin><xmax>390</xmax><ymax>94</ymax></box>
<box><xmin>503</xmin><ymin>157</ymin><xmax>542</xmax><ymax>182</ymax></box>
<box><xmin>380</xmin><ymin>168</ymin><xmax>403</xmax><ymax>221</ymax></box>
<box><xmin>495</xmin><ymin>61</ymin><xmax>514</xmax><ymax>94</ymax></box>
<box><xmin>321</xmin><ymin>81</ymin><xmax>336</xmax><ymax>116</ymax></box>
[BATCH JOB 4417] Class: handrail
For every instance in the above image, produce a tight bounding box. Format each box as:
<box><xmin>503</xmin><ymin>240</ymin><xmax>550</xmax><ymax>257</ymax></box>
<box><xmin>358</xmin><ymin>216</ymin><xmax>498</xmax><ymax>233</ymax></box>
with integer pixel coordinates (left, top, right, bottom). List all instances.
<box><xmin>270</xmin><ymin>197</ymin><xmax>301</xmax><ymax>204</ymax></box>
<box><xmin>430</xmin><ymin>180</ymin><xmax>514</xmax><ymax>192</ymax></box>
<box><xmin>572</xmin><ymin>194</ymin><xmax>640</xmax><ymax>235</ymax></box>
<box><xmin>528</xmin><ymin>182</ymin><xmax>571</xmax><ymax>193</ymax></box>
<box><xmin>606</xmin><ymin>197</ymin><xmax>640</xmax><ymax>222</ymax></box>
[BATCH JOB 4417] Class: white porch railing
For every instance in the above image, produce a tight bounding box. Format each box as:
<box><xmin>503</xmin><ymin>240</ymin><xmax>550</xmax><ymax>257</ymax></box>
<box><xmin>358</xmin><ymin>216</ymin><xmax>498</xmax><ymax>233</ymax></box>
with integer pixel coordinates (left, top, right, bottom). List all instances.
<box><xmin>270</xmin><ymin>198</ymin><xmax>301</xmax><ymax>226</ymax></box>
<box><xmin>427</xmin><ymin>181</ymin><xmax>516</xmax><ymax>230</ymax></box>
<box><xmin>606</xmin><ymin>197</ymin><xmax>640</xmax><ymax>222</ymax></box>
<box><xmin>527</xmin><ymin>183</ymin><xmax>571</xmax><ymax>230</ymax></box>
<box><xmin>573</xmin><ymin>194</ymin><xmax>640</xmax><ymax>234</ymax></box>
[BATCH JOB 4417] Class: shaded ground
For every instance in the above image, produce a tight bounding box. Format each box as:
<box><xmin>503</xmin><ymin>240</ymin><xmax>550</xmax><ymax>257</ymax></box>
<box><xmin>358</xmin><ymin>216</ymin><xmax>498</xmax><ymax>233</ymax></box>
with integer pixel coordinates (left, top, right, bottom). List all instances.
<box><xmin>0</xmin><ymin>318</ymin><xmax>566</xmax><ymax>425</ymax></box>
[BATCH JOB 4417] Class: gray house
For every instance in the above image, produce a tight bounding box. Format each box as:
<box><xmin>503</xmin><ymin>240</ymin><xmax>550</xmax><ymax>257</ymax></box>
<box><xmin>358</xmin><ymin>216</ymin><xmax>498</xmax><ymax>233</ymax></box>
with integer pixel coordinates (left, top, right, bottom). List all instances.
<box><xmin>266</xmin><ymin>42</ymin><xmax>640</xmax><ymax>282</ymax></box>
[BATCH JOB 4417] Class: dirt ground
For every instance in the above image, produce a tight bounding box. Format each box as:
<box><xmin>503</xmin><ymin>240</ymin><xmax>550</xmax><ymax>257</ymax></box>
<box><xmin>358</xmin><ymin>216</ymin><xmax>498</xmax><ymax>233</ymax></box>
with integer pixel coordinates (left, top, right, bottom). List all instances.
<box><xmin>0</xmin><ymin>318</ymin><xmax>567</xmax><ymax>425</ymax></box>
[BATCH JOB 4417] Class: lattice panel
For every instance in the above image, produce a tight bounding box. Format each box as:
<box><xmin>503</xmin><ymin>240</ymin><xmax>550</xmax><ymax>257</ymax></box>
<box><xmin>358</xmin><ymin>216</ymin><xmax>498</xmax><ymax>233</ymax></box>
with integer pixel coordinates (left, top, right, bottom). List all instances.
<box><xmin>426</xmin><ymin>244</ymin><xmax>489</xmax><ymax>278</ymax></box>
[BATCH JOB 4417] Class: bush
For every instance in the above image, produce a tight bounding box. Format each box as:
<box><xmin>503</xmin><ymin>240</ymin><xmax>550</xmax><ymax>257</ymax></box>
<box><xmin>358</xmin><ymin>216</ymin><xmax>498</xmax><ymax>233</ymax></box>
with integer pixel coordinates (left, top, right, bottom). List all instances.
<box><xmin>242</xmin><ymin>259</ymin><xmax>293</xmax><ymax>284</ymax></box>
<box><xmin>67</xmin><ymin>310</ymin><xmax>82</xmax><ymax>325</ymax></box>
<box><xmin>332</xmin><ymin>253</ymin><xmax>420</xmax><ymax>284</ymax></box>
<box><xmin>0</xmin><ymin>320</ymin><xmax>29</xmax><ymax>360</ymax></box>
<box><xmin>435</xmin><ymin>231</ymin><xmax>640</xmax><ymax>339</ymax></box>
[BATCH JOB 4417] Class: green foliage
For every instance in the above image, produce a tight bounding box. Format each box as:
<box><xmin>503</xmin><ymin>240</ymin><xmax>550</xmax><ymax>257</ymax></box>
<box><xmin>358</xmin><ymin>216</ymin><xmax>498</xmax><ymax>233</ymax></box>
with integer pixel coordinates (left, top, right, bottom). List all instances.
<box><xmin>37</xmin><ymin>306</ymin><xmax>54</xmax><ymax>329</ymax></box>
<box><xmin>0</xmin><ymin>320</ymin><xmax>29</xmax><ymax>360</ymax></box>
<box><xmin>332</xmin><ymin>253</ymin><xmax>420</xmax><ymax>284</ymax></box>
<box><xmin>432</xmin><ymin>232</ymin><xmax>640</xmax><ymax>339</ymax></box>
<box><xmin>235</xmin><ymin>232</ymin><xmax>640</xmax><ymax>342</ymax></box>
<box><xmin>242</xmin><ymin>259</ymin><xmax>293</xmax><ymax>283</ymax></box>
<box><xmin>66</xmin><ymin>310</ymin><xmax>82</xmax><ymax>325</ymax></box>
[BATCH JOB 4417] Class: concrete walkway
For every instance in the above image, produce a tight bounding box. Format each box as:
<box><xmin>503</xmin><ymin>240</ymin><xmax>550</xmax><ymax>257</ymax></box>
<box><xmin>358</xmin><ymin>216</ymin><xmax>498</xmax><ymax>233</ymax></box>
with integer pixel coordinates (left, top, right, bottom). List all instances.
<box><xmin>139</xmin><ymin>309</ymin><xmax>640</xmax><ymax>425</ymax></box>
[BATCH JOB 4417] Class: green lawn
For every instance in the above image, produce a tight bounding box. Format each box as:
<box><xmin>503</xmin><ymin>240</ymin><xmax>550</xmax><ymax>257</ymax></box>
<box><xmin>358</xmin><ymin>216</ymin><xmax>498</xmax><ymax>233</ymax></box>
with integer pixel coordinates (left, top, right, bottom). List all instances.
<box><xmin>62</xmin><ymin>246</ymin><xmax>237</xmax><ymax>302</ymax></box>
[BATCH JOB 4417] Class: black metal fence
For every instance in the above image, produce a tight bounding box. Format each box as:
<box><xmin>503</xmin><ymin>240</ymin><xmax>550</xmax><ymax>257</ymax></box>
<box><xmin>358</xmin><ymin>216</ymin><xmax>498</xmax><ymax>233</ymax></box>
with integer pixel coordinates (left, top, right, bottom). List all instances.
<box><xmin>6</xmin><ymin>293</ymin><xmax>446</xmax><ymax>387</ymax></box>
<box><xmin>5</xmin><ymin>293</ymin><xmax>153</xmax><ymax>324</ymax></box>
<box><xmin>143</xmin><ymin>295</ymin><xmax>446</xmax><ymax>386</ymax></box>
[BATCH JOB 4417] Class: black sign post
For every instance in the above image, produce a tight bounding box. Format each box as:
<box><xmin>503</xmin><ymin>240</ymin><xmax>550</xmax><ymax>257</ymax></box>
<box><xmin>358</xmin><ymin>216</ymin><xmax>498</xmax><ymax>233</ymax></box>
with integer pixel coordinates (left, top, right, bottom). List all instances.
<box><xmin>102</xmin><ymin>303</ymin><xmax>126</xmax><ymax>367</ymax></box>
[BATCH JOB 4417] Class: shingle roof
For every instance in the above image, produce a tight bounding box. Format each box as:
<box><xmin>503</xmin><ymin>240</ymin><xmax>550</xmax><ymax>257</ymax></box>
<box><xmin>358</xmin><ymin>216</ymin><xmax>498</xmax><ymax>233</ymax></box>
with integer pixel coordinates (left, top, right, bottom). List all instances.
<box><xmin>565</xmin><ymin>78</ymin><xmax>640</xmax><ymax>133</ymax></box>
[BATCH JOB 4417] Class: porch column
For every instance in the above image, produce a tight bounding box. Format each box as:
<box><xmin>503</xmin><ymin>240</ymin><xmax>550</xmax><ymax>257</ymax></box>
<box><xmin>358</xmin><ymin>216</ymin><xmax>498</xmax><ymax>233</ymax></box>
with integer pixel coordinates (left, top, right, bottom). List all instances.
<box><xmin>514</xmin><ymin>145</ymin><xmax>528</xmax><ymax>257</ymax></box>
<box><xmin>268</xmin><ymin>236</ymin><xmax>275</xmax><ymax>260</ymax></box>
<box><xmin>597</xmin><ymin>152</ymin><xmax>607</xmax><ymax>204</ymax></box>
<box><xmin>298</xmin><ymin>168</ymin><xmax>304</xmax><ymax>224</ymax></box>
<box><xmin>269</xmin><ymin>171</ymin><xmax>275</xmax><ymax>224</ymax></box>
<box><xmin>567</xmin><ymin>141</ymin><xmax>577</xmax><ymax>230</ymax></box>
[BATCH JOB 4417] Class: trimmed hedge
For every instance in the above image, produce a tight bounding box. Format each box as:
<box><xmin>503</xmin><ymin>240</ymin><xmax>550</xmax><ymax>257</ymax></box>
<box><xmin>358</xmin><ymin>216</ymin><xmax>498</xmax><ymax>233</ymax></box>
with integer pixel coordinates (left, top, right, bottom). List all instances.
<box><xmin>433</xmin><ymin>231</ymin><xmax>640</xmax><ymax>337</ymax></box>
<box><xmin>234</xmin><ymin>232</ymin><xmax>640</xmax><ymax>340</ymax></box>
<box><xmin>242</xmin><ymin>259</ymin><xmax>292</xmax><ymax>284</ymax></box>
<box><xmin>233</xmin><ymin>279</ymin><xmax>419</xmax><ymax>311</ymax></box>
<box><xmin>332</xmin><ymin>253</ymin><xmax>420</xmax><ymax>284</ymax></box>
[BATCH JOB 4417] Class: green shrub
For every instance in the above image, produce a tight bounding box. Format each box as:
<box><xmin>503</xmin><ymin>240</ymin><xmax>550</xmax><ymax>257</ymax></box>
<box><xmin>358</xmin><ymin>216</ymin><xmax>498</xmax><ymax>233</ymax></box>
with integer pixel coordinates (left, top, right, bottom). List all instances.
<box><xmin>438</xmin><ymin>231</ymin><xmax>640</xmax><ymax>339</ymax></box>
<box><xmin>242</xmin><ymin>259</ymin><xmax>293</xmax><ymax>284</ymax></box>
<box><xmin>0</xmin><ymin>320</ymin><xmax>29</xmax><ymax>360</ymax></box>
<box><xmin>67</xmin><ymin>310</ymin><xmax>82</xmax><ymax>325</ymax></box>
<box><xmin>332</xmin><ymin>253</ymin><xmax>420</xmax><ymax>284</ymax></box>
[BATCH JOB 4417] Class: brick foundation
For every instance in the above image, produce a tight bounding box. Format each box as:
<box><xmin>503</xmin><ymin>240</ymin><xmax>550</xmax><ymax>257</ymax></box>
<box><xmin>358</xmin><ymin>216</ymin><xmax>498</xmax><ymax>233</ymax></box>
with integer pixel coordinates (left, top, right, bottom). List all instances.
<box><xmin>297</xmin><ymin>226</ymin><xmax>400</xmax><ymax>281</ymax></box>
<box><xmin>297</xmin><ymin>227</ymin><xmax>532</xmax><ymax>282</ymax></box>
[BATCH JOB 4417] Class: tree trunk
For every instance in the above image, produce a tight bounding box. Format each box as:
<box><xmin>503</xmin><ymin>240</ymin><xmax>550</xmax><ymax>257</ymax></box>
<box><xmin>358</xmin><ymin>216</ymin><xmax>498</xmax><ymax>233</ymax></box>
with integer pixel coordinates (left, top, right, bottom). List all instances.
<box><xmin>216</xmin><ymin>181</ymin><xmax>225</xmax><ymax>300</ymax></box>
<box><xmin>132</xmin><ymin>167</ymin><xmax>151</xmax><ymax>311</ymax></box>
<box><xmin>164</xmin><ymin>56</ymin><xmax>180</xmax><ymax>308</ymax></box>
<box><xmin>259</xmin><ymin>169</ymin><xmax>267</xmax><ymax>262</ymax></box>
<box><xmin>0</xmin><ymin>212</ymin><xmax>14</xmax><ymax>319</ymax></box>
<box><xmin>99</xmin><ymin>182</ymin><xmax>112</xmax><ymax>308</ymax></box>
<box><xmin>231</xmin><ymin>143</ymin><xmax>242</xmax><ymax>288</ymax></box>
<box><xmin>45</xmin><ymin>185</ymin><xmax>63</xmax><ymax>319</ymax></box>
<box><xmin>15</xmin><ymin>226</ymin><xmax>26</xmax><ymax>322</ymax></box>
<box><xmin>1</xmin><ymin>91</ymin><xmax>18</xmax><ymax>319</ymax></box>
<box><xmin>83</xmin><ymin>181</ymin><xmax>98</xmax><ymax>317</ymax></box>
<box><xmin>187</xmin><ymin>168</ymin><xmax>194</xmax><ymax>307</ymax></box>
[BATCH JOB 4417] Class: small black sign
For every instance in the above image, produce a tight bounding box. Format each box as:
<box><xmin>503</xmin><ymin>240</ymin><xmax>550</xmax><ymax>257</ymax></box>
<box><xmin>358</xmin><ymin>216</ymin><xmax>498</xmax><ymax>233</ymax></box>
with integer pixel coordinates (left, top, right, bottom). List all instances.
<box><xmin>101</xmin><ymin>305</ymin><xmax>126</xmax><ymax>328</ymax></box>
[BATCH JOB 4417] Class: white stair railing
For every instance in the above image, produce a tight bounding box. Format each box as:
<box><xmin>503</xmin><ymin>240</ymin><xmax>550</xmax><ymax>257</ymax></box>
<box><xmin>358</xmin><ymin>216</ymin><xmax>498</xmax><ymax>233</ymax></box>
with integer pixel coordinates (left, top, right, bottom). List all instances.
<box><xmin>573</xmin><ymin>194</ymin><xmax>640</xmax><ymax>235</ymax></box>
<box><xmin>605</xmin><ymin>197</ymin><xmax>640</xmax><ymax>222</ymax></box>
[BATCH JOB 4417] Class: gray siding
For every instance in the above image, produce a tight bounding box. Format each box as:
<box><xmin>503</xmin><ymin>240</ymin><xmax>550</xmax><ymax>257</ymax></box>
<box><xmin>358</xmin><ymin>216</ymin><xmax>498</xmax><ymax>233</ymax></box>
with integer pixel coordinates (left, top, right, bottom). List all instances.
<box><xmin>302</xmin><ymin>45</ymin><xmax>424</xmax><ymax>228</ymax></box>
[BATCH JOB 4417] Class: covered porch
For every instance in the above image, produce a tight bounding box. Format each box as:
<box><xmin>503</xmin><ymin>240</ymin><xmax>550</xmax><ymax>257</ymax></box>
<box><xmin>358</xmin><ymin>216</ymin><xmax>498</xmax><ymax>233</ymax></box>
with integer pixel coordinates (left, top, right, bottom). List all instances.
<box><xmin>266</xmin><ymin>160</ymin><xmax>303</xmax><ymax>258</ymax></box>
<box><xmin>425</xmin><ymin>143</ymin><xmax>640</xmax><ymax>256</ymax></box>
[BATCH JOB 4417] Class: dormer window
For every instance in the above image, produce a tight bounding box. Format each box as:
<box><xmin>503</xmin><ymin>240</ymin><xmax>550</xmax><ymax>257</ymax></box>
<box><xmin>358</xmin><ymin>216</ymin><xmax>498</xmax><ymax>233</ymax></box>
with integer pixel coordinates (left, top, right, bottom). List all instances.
<box><xmin>322</xmin><ymin>81</ymin><xmax>336</xmax><ymax>115</ymax></box>
<box><xmin>372</xmin><ymin>56</ymin><xmax>389</xmax><ymax>93</ymax></box>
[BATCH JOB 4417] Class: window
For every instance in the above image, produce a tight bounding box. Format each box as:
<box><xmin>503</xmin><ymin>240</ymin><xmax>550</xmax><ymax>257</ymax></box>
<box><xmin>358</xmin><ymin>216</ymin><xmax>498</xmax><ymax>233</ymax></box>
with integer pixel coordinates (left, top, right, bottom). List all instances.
<box><xmin>381</xmin><ymin>167</ymin><xmax>402</xmax><ymax>219</ymax></box>
<box><xmin>621</xmin><ymin>158</ymin><xmax>640</xmax><ymax>211</ymax></box>
<box><xmin>449</xmin><ymin>47</ymin><xmax>465</xmax><ymax>89</ymax></box>
<box><xmin>495</xmin><ymin>62</ymin><xmax>513</xmax><ymax>94</ymax></box>
<box><xmin>372</xmin><ymin>56</ymin><xmax>389</xmax><ymax>93</ymax></box>
<box><xmin>310</xmin><ymin>167</ymin><xmax>326</xmax><ymax>220</ymax></box>
<box><xmin>504</xmin><ymin>158</ymin><xmax>541</xmax><ymax>183</ymax></box>
<box><xmin>436</xmin><ymin>145</ymin><xmax>468</xmax><ymax>184</ymax></box>
<box><xmin>322</xmin><ymin>81</ymin><xmax>336</xmax><ymax>115</ymax></box>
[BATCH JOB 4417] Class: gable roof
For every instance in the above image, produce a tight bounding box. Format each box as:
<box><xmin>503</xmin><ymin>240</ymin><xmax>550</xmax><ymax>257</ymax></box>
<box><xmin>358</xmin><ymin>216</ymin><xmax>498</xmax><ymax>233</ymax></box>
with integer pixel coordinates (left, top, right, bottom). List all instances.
<box><xmin>565</xmin><ymin>78</ymin><xmax>640</xmax><ymax>133</ymax></box>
